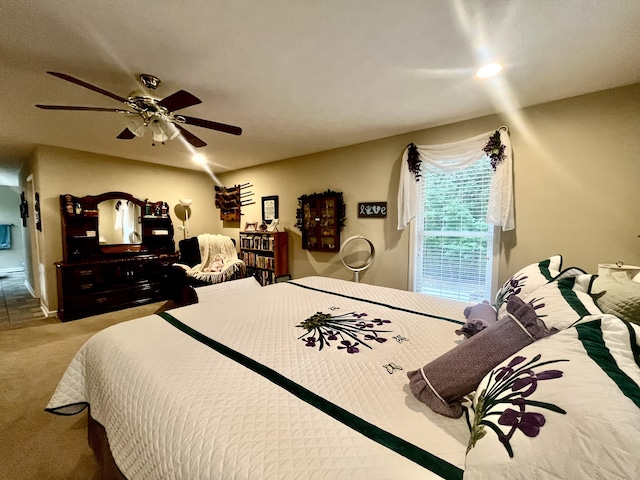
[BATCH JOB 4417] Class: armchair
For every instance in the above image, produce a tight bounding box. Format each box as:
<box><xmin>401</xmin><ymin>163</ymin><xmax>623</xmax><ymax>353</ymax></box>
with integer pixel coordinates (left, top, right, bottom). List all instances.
<box><xmin>167</xmin><ymin>234</ymin><xmax>246</xmax><ymax>302</ymax></box>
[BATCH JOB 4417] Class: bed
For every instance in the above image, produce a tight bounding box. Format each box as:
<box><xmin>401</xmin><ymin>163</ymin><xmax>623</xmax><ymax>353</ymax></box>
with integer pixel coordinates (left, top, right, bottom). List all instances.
<box><xmin>47</xmin><ymin>256</ymin><xmax>640</xmax><ymax>479</ymax></box>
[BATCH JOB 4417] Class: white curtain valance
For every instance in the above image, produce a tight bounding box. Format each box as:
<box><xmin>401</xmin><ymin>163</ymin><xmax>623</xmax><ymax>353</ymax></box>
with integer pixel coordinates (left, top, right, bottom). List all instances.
<box><xmin>397</xmin><ymin>127</ymin><xmax>514</xmax><ymax>231</ymax></box>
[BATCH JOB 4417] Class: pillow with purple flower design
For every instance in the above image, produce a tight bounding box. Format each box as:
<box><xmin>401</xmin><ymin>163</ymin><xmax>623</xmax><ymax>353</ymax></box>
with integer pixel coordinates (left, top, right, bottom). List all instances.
<box><xmin>465</xmin><ymin>315</ymin><xmax>640</xmax><ymax>479</ymax></box>
<box><xmin>495</xmin><ymin>255</ymin><xmax>601</xmax><ymax>322</ymax></box>
<box><xmin>516</xmin><ymin>274</ymin><xmax>601</xmax><ymax>331</ymax></box>
<box><xmin>494</xmin><ymin>256</ymin><xmax>564</xmax><ymax>311</ymax></box>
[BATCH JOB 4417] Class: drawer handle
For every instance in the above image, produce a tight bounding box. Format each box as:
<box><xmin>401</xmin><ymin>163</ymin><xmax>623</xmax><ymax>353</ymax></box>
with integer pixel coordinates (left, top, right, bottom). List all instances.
<box><xmin>80</xmin><ymin>284</ymin><xmax>93</xmax><ymax>290</ymax></box>
<box><xmin>79</xmin><ymin>270</ymin><xmax>93</xmax><ymax>276</ymax></box>
<box><xmin>95</xmin><ymin>297</ymin><xmax>107</xmax><ymax>304</ymax></box>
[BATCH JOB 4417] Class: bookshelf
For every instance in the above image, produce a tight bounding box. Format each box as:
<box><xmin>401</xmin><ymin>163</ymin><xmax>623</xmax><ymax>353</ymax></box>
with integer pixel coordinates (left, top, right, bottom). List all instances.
<box><xmin>239</xmin><ymin>230</ymin><xmax>288</xmax><ymax>285</ymax></box>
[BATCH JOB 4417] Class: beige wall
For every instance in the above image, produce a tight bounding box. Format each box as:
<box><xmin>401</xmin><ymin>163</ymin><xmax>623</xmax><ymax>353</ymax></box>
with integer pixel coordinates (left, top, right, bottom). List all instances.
<box><xmin>20</xmin><ymin>83</ymin><xmax>640</xmax><ymax>314</ymax></box>
<box><xmin>215</xmin><ymin>137</ymin><xmax>410</xmax><ymax>288</ymax></box>
<box><xmin>216</xmin><ymin>83</ymin><xmax>640</xmax><ymax>291</ymax></box>
<box><xmin>21</xmin><ymin>146</ymin><xmax>222</xmax><ymax>313</ymax></box>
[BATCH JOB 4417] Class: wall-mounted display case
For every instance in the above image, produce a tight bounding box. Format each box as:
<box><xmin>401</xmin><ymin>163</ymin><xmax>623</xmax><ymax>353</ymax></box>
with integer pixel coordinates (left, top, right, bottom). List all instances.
<box><xmin>296</xmin><ymin>190</ymin><xmax>346</xmax><ymax>252</ymax></box>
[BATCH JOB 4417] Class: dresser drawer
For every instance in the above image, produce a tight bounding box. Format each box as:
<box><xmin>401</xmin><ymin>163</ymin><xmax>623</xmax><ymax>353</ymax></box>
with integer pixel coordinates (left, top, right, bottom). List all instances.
<box><xmin>61</xmin><ymin>291</ymin><xmax>122</xmax><ymax>319</ymax></box>
<box><xmin>63</xmin><ymin>266</ymin><xmax>105</xmax><ymax>293</ymax></box>
<box><xmin>67</xmin><ymin>265</ymin><xmax>103</xmax><ymax>278</ymax></box>
<box><xmin>125</xmin><ymin>283</ymin><xmax>164</xmax><ymax>305</ymax></box>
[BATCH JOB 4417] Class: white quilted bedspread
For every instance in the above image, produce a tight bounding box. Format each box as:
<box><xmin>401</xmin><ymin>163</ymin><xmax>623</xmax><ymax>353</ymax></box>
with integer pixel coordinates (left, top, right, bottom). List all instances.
<box><xmin>47</xmin><ymin>276</ymin><xmax>473</xmax><ymax>479</ymax></box>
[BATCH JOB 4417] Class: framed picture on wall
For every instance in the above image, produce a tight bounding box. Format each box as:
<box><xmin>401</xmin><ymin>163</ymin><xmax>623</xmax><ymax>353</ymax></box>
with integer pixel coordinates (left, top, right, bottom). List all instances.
<box><xmin>261</xmin><ymin>196</ymin><xmax>279</xmax><ymax>224</ymax></box>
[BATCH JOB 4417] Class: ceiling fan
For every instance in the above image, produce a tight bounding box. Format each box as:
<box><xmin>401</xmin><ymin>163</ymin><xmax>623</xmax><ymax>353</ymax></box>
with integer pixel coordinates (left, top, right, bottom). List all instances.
<box><xmin>36</xmin><ymin>72</ymin><xmax>242</xmax><ymax>148</ymax></box>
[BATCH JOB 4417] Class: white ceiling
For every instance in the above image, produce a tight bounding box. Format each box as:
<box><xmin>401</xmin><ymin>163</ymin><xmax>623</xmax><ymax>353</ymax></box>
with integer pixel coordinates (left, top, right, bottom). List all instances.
<box><xmin>1</xmin><ymin>0</ymin><xmax>639</xmax><ymax>184</ymax></box>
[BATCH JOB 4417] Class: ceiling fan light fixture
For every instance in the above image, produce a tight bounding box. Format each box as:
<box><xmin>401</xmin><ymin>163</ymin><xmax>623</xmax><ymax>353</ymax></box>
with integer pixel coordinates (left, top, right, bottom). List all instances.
<box><xmin>149</xmin><ymin>116</ymin><xmax>180</xmax><ymax>143</ymax></box>
<box><xmin>124</xmin><ymin>115</ymin><xmax>147</xmax><ymax>137</ymax></box>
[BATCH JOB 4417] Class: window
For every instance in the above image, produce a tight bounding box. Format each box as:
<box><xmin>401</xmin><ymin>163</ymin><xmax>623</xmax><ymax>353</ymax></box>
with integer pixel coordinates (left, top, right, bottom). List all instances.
<box><xmin>411</xmin><ymin>155</ymin><xmax>499</xmax><ymax>302</ymax></box>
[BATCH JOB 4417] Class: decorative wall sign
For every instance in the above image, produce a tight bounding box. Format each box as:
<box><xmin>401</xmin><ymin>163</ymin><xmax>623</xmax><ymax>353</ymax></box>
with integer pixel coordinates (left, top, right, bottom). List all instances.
<box><xmin>358</xmin><ymin>202</ymin><xmax>387</xmax><ymax>218</ymax></box>
<box><xmin>19</xmin><ymin>192</ymin><xmax>28</xmax><ymax>227</ymax></box>
<box><xmin>261</xmin><ymin>195</ymin><xmax>279</xmax><ymax>224</ymax></box>
<box><xmin>34</xmin><ymin>192</ymin><xmax>42</xmax><ymax>231</ymax></box>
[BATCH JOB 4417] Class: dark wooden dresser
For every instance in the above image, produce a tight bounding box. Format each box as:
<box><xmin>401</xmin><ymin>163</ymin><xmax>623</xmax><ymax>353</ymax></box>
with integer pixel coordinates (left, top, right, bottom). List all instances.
<box><xmin>55</xmin><ymin>253</ymin><xmax>178</xmax><ymax>321</ymax></box>
<box><xmin>56</xmin><ymin>192</ymin><xmax>178</xmax><ymax>321</ymax></box>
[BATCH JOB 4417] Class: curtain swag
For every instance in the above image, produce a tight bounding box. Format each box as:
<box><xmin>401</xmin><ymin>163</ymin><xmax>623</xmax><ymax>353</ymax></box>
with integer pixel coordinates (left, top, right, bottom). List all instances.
<box><xmin>397</xmin><ymin>126</ymin><xmax>514</xmax><ymax>231</ymax></box>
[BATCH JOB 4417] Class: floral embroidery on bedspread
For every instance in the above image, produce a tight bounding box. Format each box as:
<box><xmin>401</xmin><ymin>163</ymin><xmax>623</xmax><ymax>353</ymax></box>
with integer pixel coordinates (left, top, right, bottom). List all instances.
<box><xmin>297</xmin><ymin>311</ymin><xmax>393</xmax><ymax>354</ymax></box>
<box><xmin>494</xmin><ymin>273</ymin><xmax>529</xmax><ymax>310</ymax></box>
<box><xmin>468</xmin><ymin>354</ymin><xmax>568</xmax><ymax>458</ymax></box>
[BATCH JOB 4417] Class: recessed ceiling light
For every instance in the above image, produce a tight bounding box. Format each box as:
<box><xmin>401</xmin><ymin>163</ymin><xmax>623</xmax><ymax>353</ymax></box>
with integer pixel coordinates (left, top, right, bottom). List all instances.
<box><xmin>476</xmin><ymin>63</ymin><xmax>503</xmax><ymax>78</ymax></box>
<box><xmin>192</xmin><ymin>153</ymin><xmax>207</xmax><ymax>165</ymax></box>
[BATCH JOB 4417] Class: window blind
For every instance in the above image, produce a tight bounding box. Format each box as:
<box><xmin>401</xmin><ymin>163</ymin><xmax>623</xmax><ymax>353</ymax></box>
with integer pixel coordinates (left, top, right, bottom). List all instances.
<box><xmin>416</xmin><ymin>156</ymin><xmax>494</xmax><ymax>302</ymax></box>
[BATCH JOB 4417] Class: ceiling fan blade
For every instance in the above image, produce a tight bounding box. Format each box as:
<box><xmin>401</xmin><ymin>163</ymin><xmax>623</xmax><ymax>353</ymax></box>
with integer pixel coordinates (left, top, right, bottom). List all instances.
<box><xmin>158</xmin><ymin>90</ymin><xmax>201</xmax><ymax>112</ymax></box>
<box><xmin>175</xmin><ymin>124</ymin><xmax>207</xmax><ymax>148</ymax></box>
<box><xmin>47</xmin><ymin>71</ymin><xmax>128</xmax><ymax>104</ymax></box>
<box><xmin>116</xmin><ymin>128</ymin><xmax>137</xmax><ymax>139</ymax></box>
<box><xmin>181</xmin><ymin>115</ymin><xmax>242</xmax><ymax>136</ymax></box>
<box><xmin>36</xmin><ymin>104</ymin><xmax>132</xmax><ymax>114</ymax></box>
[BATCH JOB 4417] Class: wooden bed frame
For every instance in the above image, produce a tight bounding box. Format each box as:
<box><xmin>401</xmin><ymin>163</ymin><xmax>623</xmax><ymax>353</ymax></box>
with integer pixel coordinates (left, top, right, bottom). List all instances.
<box><xmin>88</xmin><ymin>413</ymin><xmax>127</xmax><ymax>480</ymax></box>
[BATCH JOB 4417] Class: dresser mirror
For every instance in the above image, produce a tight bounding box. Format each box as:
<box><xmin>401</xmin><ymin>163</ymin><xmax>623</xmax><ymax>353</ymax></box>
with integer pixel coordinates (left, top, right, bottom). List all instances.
<box><xmin>59</xmin><ymin>191</ymin><xmax>174</xmax><ymax>262</ymax></box>
<box><xmin>98</xmin><ymin>198</ymin><xmax>143</xmax><ymax>245</ymax></box>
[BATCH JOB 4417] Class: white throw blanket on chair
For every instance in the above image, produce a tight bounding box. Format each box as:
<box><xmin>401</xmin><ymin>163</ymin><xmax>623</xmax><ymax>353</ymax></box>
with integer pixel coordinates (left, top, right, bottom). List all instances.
<box><xmin>177</xmin><ymin>234</ymin><xmax>246</xmax><ymax>284</ymax></box>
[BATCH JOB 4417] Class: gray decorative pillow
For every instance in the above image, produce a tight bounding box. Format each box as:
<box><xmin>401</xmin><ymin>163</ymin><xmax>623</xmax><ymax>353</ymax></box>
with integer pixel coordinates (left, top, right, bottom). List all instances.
<box><xmin>455</xmin><ymin>301</ymin><xmax>498</xmax><ymax>338</ymax></box>
<box><xmin>407</xmin><ymin>296</ymin><xmax>556</xmax><ymax>418</ymax></box>
<box><xmin>591</xmin><ymin>273</ymin><xmax>640</xmax><ymax>324</ymax></box>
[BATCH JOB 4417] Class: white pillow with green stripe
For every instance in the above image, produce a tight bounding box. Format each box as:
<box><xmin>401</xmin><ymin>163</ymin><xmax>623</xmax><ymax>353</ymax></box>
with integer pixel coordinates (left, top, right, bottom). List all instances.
<box><xmin>494</xmin><ymin>255</ymin><xmax>563</xmax><ymax>310</ymax></box>
<box><xmin>513</xmin><ymin>274</ymin><xmax>600</xmax><ymax>331</ymax></box>
<box><xmin>465</xmin><ymin>315</ymin><xmax>640</xmax><ymax>479</ymax></box>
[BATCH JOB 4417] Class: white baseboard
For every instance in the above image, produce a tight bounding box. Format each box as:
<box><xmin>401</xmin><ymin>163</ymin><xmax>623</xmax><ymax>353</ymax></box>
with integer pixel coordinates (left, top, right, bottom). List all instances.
<box><xmin>24</xmin><ymin>279</ymin><xmax>36</xmax><ymax>297</ymax></box>
<box><xmin>22</xmin><ymin>278</ymin><xmax>55</xmax><ymax>318</ymax></box>
<box><xmin>0</xmin><ymin>267</ymin><xmax>25</xmax><ymax>274</ymax></box>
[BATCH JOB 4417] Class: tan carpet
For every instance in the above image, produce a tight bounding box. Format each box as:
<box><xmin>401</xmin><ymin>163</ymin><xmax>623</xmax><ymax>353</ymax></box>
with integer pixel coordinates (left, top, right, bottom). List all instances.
<box><xmin>0</xmin><ymin>301</ymin><xmax>168</xmax><ymax>480</ymax></box>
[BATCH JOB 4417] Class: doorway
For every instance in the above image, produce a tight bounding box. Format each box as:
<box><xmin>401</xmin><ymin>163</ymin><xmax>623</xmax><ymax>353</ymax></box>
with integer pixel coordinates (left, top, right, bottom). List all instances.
<box><xmin>25</xmin><ymin>174</ymin><xmax>42</xmax><ymax>300</ymax></box>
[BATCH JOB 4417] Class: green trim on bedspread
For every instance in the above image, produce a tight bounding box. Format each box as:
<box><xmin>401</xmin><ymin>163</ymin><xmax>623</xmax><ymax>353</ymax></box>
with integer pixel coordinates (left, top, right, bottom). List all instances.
<box><xmin>576</xmin><ymin>319</ymin><xmax>640</xmax><ymax>409</ymax></box>
<box><xmin>623</xmin><ymin>320</ymin><xmax>640</xmax><ymax>369</ymax></box>
<box><xmin>157</xmin><ymin>311</ymin><xmax>464</xmax><ymax>480</ymax></box>
<box><xmin>556</xmin><ymin>277</ymin><xmax>592</xmax><ymax>318</ymax></box>
<box><xmin>538</xmin><ymin>258</ymin><xmax>555</xmax><ymax>281</ymax></box>
<box><xmin>288</xmin><ymin>281</ymin><xmax>465</xmax><ymax>325</ymax></box>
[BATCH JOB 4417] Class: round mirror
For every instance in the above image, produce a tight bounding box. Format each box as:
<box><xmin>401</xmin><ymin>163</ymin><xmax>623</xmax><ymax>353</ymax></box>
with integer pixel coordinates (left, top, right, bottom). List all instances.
<box><xmin>340</xmin><ymin>235</ymin><xmax>375</xmax><ymax>282</ymax></box>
